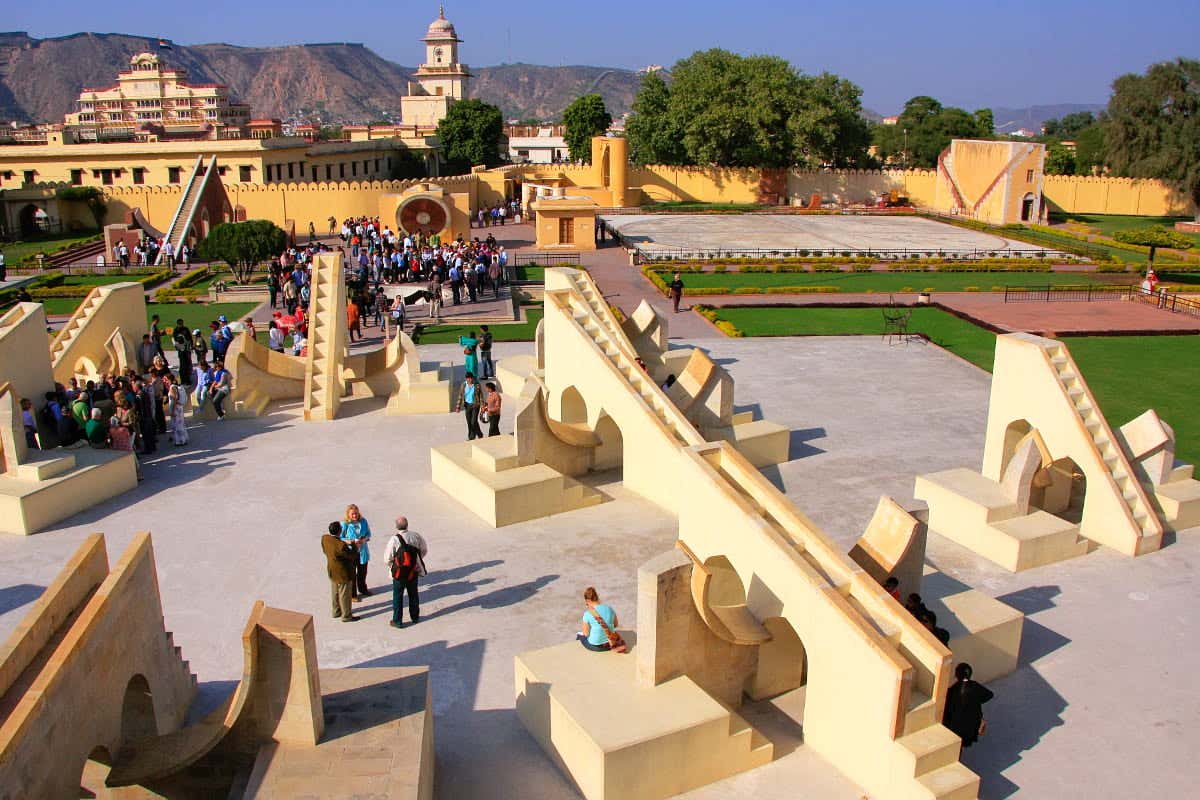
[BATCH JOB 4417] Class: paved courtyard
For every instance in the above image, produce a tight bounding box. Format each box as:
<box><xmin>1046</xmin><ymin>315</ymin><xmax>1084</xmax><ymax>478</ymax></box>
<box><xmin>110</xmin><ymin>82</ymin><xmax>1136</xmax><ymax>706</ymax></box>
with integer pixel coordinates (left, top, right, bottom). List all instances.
<box><xmin>0</xmin><ymin>338</ymin><xmax>1196</xmax><ymax>798</ymax></box>
<box><xmin>603</xmin><ymin>214</ymin><xmax>1063</xmax><ymax>258</ymax></box>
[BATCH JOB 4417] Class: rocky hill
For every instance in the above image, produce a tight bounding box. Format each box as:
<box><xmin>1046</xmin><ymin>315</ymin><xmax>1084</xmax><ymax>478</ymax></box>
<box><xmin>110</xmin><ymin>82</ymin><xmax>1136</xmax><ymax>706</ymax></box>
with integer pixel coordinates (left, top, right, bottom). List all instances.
<box><xmin>0</xmin><ymin>31</ymin><xmax>644</xmax><ymax>125</ymax></box>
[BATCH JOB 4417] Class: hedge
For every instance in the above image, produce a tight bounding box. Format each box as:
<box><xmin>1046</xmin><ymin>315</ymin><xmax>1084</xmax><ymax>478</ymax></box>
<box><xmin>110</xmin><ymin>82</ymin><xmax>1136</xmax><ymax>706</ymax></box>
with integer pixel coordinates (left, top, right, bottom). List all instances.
<box><xmin>27</xmin><ymin>269</ymin><xmax>171</xmax><ymax>299</ymax></box>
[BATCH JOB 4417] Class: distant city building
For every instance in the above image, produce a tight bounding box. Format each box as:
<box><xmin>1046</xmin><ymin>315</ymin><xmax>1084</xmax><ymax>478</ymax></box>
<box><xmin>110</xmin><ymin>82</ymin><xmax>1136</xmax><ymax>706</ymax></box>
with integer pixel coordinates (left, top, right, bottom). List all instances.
<box><xmin>881</xmin><ymin>116</ymin><xmax>899</xmax><ymax>126</ymax></box>
<box><xmin>507</xmin><ymin>125</ymin><xmax>568</xmax><ymax>164</ymax></box>
<box><xmin>400</xmin><ymin>6</ymin><xmax>472</xmax><ymax>129</ymax></box>
<box><xmin>1010</xmin><ymin>128</ymin><xmax>1038</xmax><ymax>139</ymax></box>
<box><xmin>639</xmin><ymin>65</ymin><xmax>664</xmax><ymax>74</ymax></box>
<box><xmin>65</xmin><ymin>52</ymin><xmax>251</xmax><ymax>141</ymax></box>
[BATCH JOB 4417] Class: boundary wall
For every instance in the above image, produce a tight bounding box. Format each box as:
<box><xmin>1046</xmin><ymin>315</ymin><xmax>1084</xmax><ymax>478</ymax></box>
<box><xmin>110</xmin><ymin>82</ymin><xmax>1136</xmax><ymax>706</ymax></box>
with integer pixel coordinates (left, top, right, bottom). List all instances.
<box><xmin>98</xmin><ymin>164</ymin><xmax>1193</xmax><ymax>236</ymax></box>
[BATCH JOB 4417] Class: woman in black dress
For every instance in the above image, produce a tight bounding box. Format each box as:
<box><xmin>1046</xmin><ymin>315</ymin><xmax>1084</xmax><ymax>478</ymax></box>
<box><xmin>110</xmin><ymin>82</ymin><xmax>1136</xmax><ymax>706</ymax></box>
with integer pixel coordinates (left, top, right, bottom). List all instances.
<box><xmin>943</xmin><ymin>663</ymin><xmax>994</xmax><ymax>748</ymax></box>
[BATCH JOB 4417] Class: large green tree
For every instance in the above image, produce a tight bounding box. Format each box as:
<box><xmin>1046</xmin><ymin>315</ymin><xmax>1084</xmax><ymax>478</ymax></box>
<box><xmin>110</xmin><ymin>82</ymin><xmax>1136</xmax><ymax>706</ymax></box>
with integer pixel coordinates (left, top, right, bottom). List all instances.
<box><xmin>197</xmin><ymin>219</ymin><xmax>287</xmax><ymax>284</ymax></box>
<box><xmin>562</xmin><ymin>94</ymin><xmax>613</xmax><ymax>163</ymax></box>
<box><xmin>1114</xmin><ymin>227</ymin><xmax>1194</xmax><ymax>267</ymax></box>
<box><xmin>789</xmin><ymin>72</ymin><xmax>874</xmax><ymax>168</ymax></box>
<box><xmin>1042</xmin><ymin>111</ymin><xmax>1096</xmax><ymax>139</ymax></box>
<box><xmin>436</xmin><ymin>99</ymin><xmax>504</xmax><ymax>173</ymax></box>
<box><xmin>1104</xmin><ymin>58</ymin><xmax>1200</xmax><ymax>220</ymax></box>
<box><xmin>1045</xmin><ymin>142</ymin><xmax>1077</xmax><ymax>175</ymax></box>
<box><xmin>626</xmin><ymin>70</ymin><xmax>686</xmax><ymax>165</ymax></box>
<box><xmin>1073</xmin><ymin>123</ymin><xmax>1107</xmax><ymax>175</ymax></box>
<box><xmin>624</xmin><ymin>49</ymin><xmax>873</xmax><ymax>168</ymax></box>
<box><xmin>872</xmin><ymin>96</ymin><xmax>996</xmax><ymax>168</ymax></box>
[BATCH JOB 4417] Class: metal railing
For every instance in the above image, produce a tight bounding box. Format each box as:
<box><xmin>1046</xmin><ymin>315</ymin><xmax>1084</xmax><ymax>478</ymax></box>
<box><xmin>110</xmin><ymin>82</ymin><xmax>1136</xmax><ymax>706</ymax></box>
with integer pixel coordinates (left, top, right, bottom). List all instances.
<box><xmin>515</xmin><ymin>251</ymin><xmax>582</xmax><ymax>267</ymax></box>
<box><xmin>630</xmin><ymin>245</ymin><xmax>1064</xmax><ymax>263</ymax></box>
<box><xmin>1131</xmin><ymin>287</ymin><xmax>1200</xmax><ymax>320</ymax></box>
<box><xmin>1003</xmin><ymin>283</ymin><xmax>1200</xmax><ymax>320</ymax></box>
<box><xmin>1004</xmin><ymin>284</ymin><xmax>1132</xmax><ymax>303</ymax></box>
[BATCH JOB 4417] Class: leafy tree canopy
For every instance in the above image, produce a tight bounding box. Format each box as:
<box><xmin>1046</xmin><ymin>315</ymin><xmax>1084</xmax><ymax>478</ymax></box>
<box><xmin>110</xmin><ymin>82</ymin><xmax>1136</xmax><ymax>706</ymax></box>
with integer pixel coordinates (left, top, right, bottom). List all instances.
<box><xmin>196</xmin><ymin>219</ymin><xmax>287</xmax><ymax>284</ymax></box>
<box><xmin>436</xmin><ymin>99</ymin><xmax>505</xmax><ymax>173</ymax></box>
<box><xmin>56</xmin><ymin>185</ymin><xmax>107</xmax><ymax>229</ymax></box>
<box><xmin>625</xmin><ymin>49</ymin><xmax>872</xmax><ymax>168</ymax></box>
<box><xmin>627</xmin><ymin>70</ymin><xmax>686</xmax><ymax>165</ymax></box>
<box><xmin>1042</xmin><ymin>111</ymin><xmax>1096</xmax><ymax>139</ymax></box>
<box><xmin>1104</xmin><ymin>58</ymin><xmax>1200</xmax><ymax>220</ymax></box>
<box><xmin>1045</xmin><ymin>142</ymin><xmax>1077</xmax><ymax>175</ymax></box>
<box><xmin>1114</xmin><ymin>226</ymin><xmax>1194</xmax><ymax>265</ymax></box>
<box><xmin>872</xmin><ymin>96</ymin><xmax>996</xmax><ymax>168</ymax></box>
<box><xmin>562</xmin><ymin>94</ymin><xmax>613</xmax><ymax>163</ymax></box>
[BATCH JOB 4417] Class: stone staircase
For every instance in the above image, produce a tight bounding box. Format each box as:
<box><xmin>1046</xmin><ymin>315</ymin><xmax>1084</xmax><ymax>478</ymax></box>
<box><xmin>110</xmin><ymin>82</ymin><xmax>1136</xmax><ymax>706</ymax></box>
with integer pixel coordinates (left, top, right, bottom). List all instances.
<box><xmin>156</xmin><ymin>155</ymin><xmax>212</xmax><ymax>266</ymax></box>
<box><xmin>49</xmin><ymin>286</ymin><xmax>104</xmax><ymax>366</ymax></box>
<box><xmin>303</xmin><ymin>254</ymin><xmax>345</xmax><ymax>421</ymax></box>
<box><xmin>1044</xmin><ymin>339</ymin><xmax>1161</xmax><ymax>551</ymax></box>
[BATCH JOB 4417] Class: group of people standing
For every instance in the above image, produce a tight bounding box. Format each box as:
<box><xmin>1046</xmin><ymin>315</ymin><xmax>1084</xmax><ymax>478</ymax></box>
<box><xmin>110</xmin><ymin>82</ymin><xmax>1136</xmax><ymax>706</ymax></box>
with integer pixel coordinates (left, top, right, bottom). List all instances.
<box><xmin>320</xmin><ymin>506</ymin><xmax>429</xmax><ymax>628</ymax></box>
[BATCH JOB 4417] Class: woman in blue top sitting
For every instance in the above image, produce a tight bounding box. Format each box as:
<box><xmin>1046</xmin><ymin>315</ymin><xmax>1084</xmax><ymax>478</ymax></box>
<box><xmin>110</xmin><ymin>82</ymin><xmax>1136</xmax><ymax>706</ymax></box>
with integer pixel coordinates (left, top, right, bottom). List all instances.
<box><xmin>340</xmin><ymin>504</ymin><xmax>372</xmax><ymax>599</ymax></box>
<box><xmin>577</xmin><ymin>587</ymin><xmax>619</xmax><ymax>652</ymax></box>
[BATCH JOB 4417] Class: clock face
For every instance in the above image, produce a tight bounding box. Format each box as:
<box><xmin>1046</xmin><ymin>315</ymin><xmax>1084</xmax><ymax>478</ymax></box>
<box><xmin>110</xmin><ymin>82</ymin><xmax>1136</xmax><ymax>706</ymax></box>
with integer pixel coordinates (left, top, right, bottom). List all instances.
<box><xmin>433</xmin><ymin>47</ymin><xmax>443</xmax><ymax>62</ymax></box>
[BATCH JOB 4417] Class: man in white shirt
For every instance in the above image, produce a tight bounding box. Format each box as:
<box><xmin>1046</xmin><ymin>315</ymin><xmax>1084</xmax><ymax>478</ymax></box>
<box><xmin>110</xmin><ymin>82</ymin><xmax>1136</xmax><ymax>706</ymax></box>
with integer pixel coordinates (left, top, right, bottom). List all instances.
<box><xmin>385</xmin><ymin>516</ymin><xmax>428</xmax><ymax>627</ymax></box>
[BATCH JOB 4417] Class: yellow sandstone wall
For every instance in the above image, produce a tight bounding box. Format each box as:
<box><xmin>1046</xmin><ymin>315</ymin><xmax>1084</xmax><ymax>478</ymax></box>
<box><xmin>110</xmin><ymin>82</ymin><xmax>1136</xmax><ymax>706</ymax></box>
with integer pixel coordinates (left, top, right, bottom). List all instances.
<box><xmin>1043</xmin><ymin>175</ymin><xmax>1193</xmax><ymax>216</ymax></box>
<box><xmin>103</xmin><ymin>175</ymin><xmax>481</xmax><ymax>235</ymax></box>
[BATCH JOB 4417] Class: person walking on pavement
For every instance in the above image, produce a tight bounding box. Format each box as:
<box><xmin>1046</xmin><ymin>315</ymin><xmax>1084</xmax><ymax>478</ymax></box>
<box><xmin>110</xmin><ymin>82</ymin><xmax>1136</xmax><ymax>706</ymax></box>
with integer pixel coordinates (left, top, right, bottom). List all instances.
<box><xmin>455</xmin><ymin>372</ymin><xmax>484</xmax><ymax>441</ymax></box>
<box><xmin>385</xmin><ymin>516</ymin><xmax>428</xmax><ymax>628</ymax></box>
<box><xmin>669</xmin><ymin>273</ymin><xmax>685</xmax><ymax>313</ymax></box>
<box><xmin>322</xmin><ymin>522</ymin><xmax>359</xmax><ymax>622</ymax></box>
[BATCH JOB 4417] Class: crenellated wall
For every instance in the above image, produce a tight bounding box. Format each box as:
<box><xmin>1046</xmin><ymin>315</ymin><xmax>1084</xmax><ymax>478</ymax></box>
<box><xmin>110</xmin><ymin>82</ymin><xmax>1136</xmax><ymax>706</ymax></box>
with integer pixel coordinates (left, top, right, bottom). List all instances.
<box><xmin>1042</xmin><ymin>175</ymin><xmax>1193</xmax><ymax>216</ymax></box>
<box><xmin>102</xmin><ymin>174</ymin><xmax>482</xmax><ymax>234</ymax></box>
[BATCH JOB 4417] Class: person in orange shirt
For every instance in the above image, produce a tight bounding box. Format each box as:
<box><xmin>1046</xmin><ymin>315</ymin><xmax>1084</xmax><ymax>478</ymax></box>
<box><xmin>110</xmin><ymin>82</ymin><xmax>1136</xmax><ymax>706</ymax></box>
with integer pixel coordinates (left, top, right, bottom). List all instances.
<box><xmin>347</xmin><ymin>297</ymin><xmax>362</xmax><ymax>342</ymax></box>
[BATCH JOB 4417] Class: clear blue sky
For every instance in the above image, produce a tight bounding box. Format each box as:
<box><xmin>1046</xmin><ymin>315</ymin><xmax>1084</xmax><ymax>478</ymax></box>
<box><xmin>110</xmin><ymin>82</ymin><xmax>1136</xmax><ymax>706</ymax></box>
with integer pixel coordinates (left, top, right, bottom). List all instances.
<box><xmin>8</xmin><ymin>0</ymin><xmax>1198</xmax><ymax>113</ymax></box>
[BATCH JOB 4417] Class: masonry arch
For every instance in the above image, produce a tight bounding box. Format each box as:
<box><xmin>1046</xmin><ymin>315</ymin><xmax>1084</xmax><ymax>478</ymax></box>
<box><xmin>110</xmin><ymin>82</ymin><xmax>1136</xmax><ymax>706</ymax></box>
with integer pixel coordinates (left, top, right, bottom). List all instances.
<box><xmin>79</xmin><ymin>745</ymin><xmax>113</xmax><ymax>799</ymax></box>
<box><xmin>555</xmin><ymin>385</ymin><xmax>589</xmax><ymax>425</ymax></box>
<box><xmin>18</xmin><ymin>203</ymin><xmax>41</xmax><ymax>236</ymax></box>
<box><xmin>120</xmin><ymin>674</ymin><xmax>158</xmax><ymax>743</ymax></box>
<box><xmin>748</xmin><ymin>617</ymin><xmax>808</xmax><ymax>706</ymax></box>
<box><xmin>1020</xmin><ymin>192</ymin><xmax>1037</xmax><ymax>222</ymax></box>
<box><xmin>999</xmin><ymin>419</ymin><xmax>1033</xmax><ymax>476</ymax></box>
<box><xmin>592</xmin><ymin>411</ymin><xmax>623</xmax><ymax>472</ymax></box>
<box><xmin>1034</xmin><ymin>455</ymin><xmax>1087</xmax><ymax>523</ymax></box>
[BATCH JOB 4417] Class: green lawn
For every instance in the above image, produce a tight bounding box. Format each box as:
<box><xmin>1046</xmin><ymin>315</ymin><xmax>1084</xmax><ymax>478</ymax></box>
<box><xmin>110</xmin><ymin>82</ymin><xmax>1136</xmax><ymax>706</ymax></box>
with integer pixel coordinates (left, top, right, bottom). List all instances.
<box><xmin>514</xmin><ymin>265</ymin><xmax>545</xmax><ymax>282</ymax></box>
<box><xmin>147</xmin><ymin>303</ymin><xmax>259</xmax><ymax>349</ymax></box>
<box><xmin>62</xmin><ymin>274</ymin><xmax>153</xmax><ymax>286</ymax></box>
<box><xmin>707</xmin><ymin>305</ymin><xmax>1199</xmax><ymax>463</ymax></box>
<box><xmin>415</xmin><ymin>309</ymin><xmax>542</xmax><ymax>345</ymax></box>
<box><xmin>669</xmin><ymin>270</ymin><xmax>1123</xmax><ymax>293</ymax></box>
<box><xmin>709</xmin><ymin>306</ymin><xmax>997</xmax><ymax>370</ymax></box>
<box><xmin>1062</xmin><ymin>335</ymin><xmax>1199</xmax><ymax>464</ymax></box>
<box><xmin>1052</xmin><ymin>213</ymin><xmax>1199</xmax><ymax>244</ymax></box>
<box><xmin>0</xmin><ymin>232</ymin><xmax>101</xmax><ymax>266</ymax></box>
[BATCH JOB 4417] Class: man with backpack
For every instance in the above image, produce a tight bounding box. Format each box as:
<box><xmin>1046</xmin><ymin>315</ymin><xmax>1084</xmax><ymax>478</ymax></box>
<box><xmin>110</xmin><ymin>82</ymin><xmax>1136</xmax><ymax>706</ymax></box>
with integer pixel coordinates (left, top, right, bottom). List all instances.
<box><xmin>385</xmin><ymin>516</ymin><xmax>428</xmax><ymax>629</ymax></box>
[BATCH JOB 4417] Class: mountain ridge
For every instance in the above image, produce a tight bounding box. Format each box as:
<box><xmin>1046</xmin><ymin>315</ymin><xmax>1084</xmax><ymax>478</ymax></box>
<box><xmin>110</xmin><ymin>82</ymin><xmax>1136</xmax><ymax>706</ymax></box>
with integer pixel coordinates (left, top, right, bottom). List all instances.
<box><xmin>0</xmin><ymin>31</ymin><xmax>643</xmax><ymax>125</ymax></box>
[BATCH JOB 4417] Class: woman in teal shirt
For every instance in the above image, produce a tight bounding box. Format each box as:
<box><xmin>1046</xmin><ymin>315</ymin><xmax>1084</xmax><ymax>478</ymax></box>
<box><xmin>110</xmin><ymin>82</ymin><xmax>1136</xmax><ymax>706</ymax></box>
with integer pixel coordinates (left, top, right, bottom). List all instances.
<box><xmin>340</xmin><ymin>504</ymin><xmax>372</xmax><ymax>599</ymax></box>
<box><xmin>458</xmin><ymin>331</ymin><xmax>479</xmax><ymax>378</ymax></box>
<box><xmin>577</xmin><ymin>586</ymin><xmax>620</xmax><ymax>652</ymax></box>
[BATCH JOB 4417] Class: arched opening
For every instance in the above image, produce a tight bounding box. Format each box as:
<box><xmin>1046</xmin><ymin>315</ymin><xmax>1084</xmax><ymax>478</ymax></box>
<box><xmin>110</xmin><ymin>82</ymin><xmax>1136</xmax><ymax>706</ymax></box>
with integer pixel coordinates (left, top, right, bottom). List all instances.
<box><xmin>120</xmin><ymin>674</ymin><xmax>157</xmax><ymax>743</ymax></box>
<box><xmin>556</xmin><ymin>385</ymin><xmax>588</xmax><ymax>425</ymax></box>
<box><xmin>18</xmin><ymin>203</ymin><xmax>40</xmax><ymax>236</ymax></box>
<box><xmin>79</xmin><ymin>745</ymin><xmax>112</xmax><ymax>799</ymax></box>
<box><xmin>1033</xmin><ymin>456</ymin><xmax>1086</xmax><ymax>523</ymax></box>
<box><xmin>1000</xmin><ymin>419</ymin><xmax>1033</xmax><ymax>476</ymax></box>
<box><xmin>73</xmin><ymin>356</ymin><xmax>99</xmax><ymax>383</ymax></box>
<box><xmin>600</xmin><ymin>146</ymin><xmax>611</xmax><ymax>189</ymax></box>
<box><xmin>747</xmin><ymin>617</ymin><xmax>808</xmax><ymax>704</ymax></box>
<box><xmin>592</xmin><ymin>411</ymin><xmax>623</xmax><ymax>473</ymax></box>
<box><xmin>1020</xmin><ymin>192</ymin><xmax>1036</xmax><ymax>222</ymax></box>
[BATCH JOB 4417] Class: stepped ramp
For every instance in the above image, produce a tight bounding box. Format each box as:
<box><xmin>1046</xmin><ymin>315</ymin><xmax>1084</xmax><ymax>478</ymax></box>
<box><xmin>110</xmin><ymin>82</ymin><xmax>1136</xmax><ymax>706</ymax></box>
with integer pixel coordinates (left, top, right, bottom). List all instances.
<box><xmin>303</xmin><ymin>252</ymin><xmax>347</xmax><ymax>421</ymax></box>
<box><xmin>980</xmin><ymin>333</ymin><xmax>1163</xmax><ymax>557</ymax></box>
<box><xmin>49</xmin><ymin>281</ymin><xmax>145</xmax><ymax>384</ymax></box>
<box><xmin>0</xmin><ymin>534</ymin><xmax>197</xmax><ymax>799</ymax></box>
<box><xmin>527</xmin><ymin>268</ymin><xmax>975</xmax><ymax>800</ymax></box>
<box><xmin>155</xmin><ymin>155</ymin><xmax>214</xmax><ymax>266</ymax></box>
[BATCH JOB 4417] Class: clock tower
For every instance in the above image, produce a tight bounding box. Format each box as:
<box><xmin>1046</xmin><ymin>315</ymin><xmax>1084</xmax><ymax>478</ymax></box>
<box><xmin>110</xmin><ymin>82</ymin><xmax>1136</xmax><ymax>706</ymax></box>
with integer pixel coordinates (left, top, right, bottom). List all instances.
<box><xmin>401</xmin><ymin>6</ymin><xmax>472</xmax><ymax>128</ymax></box>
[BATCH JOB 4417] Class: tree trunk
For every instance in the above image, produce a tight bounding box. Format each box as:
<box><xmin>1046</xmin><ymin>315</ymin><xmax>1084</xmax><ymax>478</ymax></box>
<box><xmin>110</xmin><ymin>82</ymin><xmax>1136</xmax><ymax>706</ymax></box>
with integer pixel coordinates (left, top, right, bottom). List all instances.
<box><xmin>1148</xmin><ymin>245</ymin><xmax>1157</xmax><ymax>268</ymax></box>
